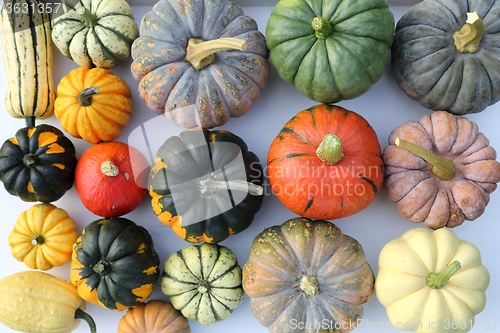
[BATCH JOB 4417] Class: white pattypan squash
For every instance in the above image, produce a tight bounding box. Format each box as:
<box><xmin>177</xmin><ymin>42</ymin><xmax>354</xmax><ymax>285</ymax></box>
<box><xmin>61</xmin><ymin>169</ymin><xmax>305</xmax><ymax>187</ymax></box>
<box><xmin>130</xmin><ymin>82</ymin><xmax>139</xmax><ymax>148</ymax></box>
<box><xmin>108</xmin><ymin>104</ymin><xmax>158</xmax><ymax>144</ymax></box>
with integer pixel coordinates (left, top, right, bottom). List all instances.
<box><xmin>375</xmin><ymin>228</ymin><xmax>490</xmax><ymax>333</ymax></box>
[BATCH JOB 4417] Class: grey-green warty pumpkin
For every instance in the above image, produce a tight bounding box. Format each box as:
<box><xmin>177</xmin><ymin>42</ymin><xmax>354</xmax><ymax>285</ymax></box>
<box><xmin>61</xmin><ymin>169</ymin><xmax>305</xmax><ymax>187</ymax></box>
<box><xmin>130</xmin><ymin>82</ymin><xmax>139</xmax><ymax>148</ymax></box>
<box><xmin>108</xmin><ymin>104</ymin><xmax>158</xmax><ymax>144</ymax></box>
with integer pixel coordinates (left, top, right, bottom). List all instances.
<box><xmin>392</xmin><ymin>0</ymin><xmax>500</xmax><ymax>115</ymax></box>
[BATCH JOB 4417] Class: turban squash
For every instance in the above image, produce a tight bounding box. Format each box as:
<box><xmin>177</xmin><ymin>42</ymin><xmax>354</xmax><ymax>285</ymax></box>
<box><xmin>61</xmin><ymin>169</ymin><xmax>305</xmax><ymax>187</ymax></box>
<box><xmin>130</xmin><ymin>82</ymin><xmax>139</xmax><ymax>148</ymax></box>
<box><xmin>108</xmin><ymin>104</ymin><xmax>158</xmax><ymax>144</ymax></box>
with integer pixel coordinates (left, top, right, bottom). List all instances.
<box><xmin>130</xmin><ymin>0</ymin><xmax>270</xmax><ymax>129</ymax></box>
<box><xmin>383</xmin><ymin>111</ymin><xmax>500</xmax><ymax>229</ymax></box>
<box><xmin>392</xmin><ymin>0</ymin><xmax>500</xmax><ymax>114</ymax></box>
<box><xmin>70</xmin><ymin>217</ymin><xmax>160</xmax><ymax>311</ymax></box>
<box><xmin>148</xmin><ymin>128</ymin><xmax>264</xmax><ymax>244</ymax></box>
<box><xmin>242</xmin><ymin>217</ymin><xmax>375</xmax><ymax>333</ymax></box>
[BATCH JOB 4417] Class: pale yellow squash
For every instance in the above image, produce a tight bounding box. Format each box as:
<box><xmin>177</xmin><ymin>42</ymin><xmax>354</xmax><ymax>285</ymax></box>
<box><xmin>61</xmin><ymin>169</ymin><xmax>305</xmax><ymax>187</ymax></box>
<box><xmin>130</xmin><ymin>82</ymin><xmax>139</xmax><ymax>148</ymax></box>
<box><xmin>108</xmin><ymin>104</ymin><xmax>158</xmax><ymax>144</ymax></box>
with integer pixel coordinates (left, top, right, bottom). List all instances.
<box><xmin>375</xmin><ymin>228</ymin><xmax>490</xmax><ymax>333</ymax></box>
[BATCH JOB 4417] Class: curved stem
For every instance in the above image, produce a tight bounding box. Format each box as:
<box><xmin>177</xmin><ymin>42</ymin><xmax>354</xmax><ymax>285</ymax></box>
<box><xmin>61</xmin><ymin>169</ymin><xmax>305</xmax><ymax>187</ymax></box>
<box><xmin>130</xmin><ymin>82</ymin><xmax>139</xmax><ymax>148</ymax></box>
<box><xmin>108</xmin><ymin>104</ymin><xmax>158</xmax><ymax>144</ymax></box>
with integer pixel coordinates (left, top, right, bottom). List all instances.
<box><xmin>75</xmin><ymin>308</ymin><xmax>97</xmax><ymax>333</ymax></box>
<box><xmin>101</xmin><ymin>160</ymin><xmax>119</xmax><ymax>177</ymax></box>
<box><xmin>23</xmin><ymin>154</ymin><xmax>37</xmax><ymax>167</ymax></box>
<box><xmin>427</xmin><ymin>260</ymin><xmax>461</xmax><ymax>289</ymax></box>
<box><xmin>395</xmin><ymin>138</ymin><xmax>456</xmax><ymax>180</ymax></box>
<box><xmin>186</xmin><ymin>38</ymin><xmax>248</xmax><ymax>70</ymax></box>
<box><xmin>199</xmin><ymin>178</ymin><xmax>263</xmax><ymax>196</ymax></box>
<box><xmin>453</xmin><ymin>12</ymin><xmax>484</xmax><ymax>53</ymax></box>
<box><xmin>299</xmin><ymin>275</ymin><xmax>319</xmax><ymax>296</ymax></box>
<box><xmin>75</xmin><ymin>6</ymin><xmax>97</xmax><ymax>28</ymax></box>
<box><xmin>311</xmin><ymin>17</ymin><xmax>333</xmax><ymax>39</ymax></box>
<box><xmin>77</xmin><ymin>86</ymin><xmax>100</xmax><ymax>107</ymax></box>
<box><xmin>316</xmin><ymin>134</ymin><xmax>343</xmax><ymax>165</ymax></box>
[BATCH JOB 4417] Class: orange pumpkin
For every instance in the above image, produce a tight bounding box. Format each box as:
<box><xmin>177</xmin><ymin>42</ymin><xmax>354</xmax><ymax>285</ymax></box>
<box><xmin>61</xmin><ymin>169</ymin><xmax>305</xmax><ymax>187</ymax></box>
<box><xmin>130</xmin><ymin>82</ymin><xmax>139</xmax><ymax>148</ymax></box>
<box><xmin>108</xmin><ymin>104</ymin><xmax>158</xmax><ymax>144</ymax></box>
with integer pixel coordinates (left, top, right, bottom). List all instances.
<box><xmin>54</xmin><ymin>67</ymin><xmax>133</xmax><ymax>144</ymax></box>
<box><xmin>267</xmin><ymin>104</ymin><xmax>384</xmax><ymax>219</ymax></box>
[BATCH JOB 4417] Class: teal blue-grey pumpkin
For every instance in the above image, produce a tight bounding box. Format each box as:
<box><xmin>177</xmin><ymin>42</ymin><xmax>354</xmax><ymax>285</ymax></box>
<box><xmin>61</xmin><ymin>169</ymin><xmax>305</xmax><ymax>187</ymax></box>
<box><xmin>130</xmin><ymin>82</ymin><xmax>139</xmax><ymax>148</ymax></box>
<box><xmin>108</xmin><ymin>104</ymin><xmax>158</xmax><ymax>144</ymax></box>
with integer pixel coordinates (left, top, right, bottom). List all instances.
<box><xmin>392</xmin><ymin>0</ymin><xmax>500</xmax><ymax>115</ymax></box>
<box><xmin>148</xmin><ymin>128</ymin><xmax>264</xmax><ymax>244</ymax></box>
<box><xmin>70</xmin><ymin>217</ymin><xmax>160</xmax><ymax>311</ymax></box>
<box><xmin>161</xmin><ymin>243</ymin><xmax>244</xmax><ymax>325</ymax></box>
<box><xmin>265</xmin><ymin>0</ymin><xmax>395</xmax><ymax>103</ymax></box>
<box><xmin>130</xmin><ymin>0</ymin><xmax>270</xmax><ymax>129</ymax></box>
<box><xmin>0</xmin><ymin>124</ymin><xmax>77</xmax><ymax>202</ymax></box>
<box><xmin>51</xmin><ymin>0</ymin><xmax>138</xmax><ymax>69</ymax></box>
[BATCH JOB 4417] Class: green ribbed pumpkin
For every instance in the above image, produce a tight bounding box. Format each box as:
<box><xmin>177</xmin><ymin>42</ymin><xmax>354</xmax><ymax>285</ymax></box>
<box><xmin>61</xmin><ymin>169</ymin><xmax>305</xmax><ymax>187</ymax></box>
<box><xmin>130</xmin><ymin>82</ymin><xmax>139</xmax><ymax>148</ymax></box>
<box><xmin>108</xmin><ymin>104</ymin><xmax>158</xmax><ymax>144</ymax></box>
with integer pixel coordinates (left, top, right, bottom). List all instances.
<box><xmin>392</xmin><ymin>0</ymin><xmax>500</xmax><ymax>115</ymax></box>
<box><xmin>265</xmin><ymin>0</ymin><xmax>394</xmax><ymax>103</ymax></box>
<box><xmin>130</xmin><ymin>0</ymin><xmax>270</xmax><ymax>129</ymax></box>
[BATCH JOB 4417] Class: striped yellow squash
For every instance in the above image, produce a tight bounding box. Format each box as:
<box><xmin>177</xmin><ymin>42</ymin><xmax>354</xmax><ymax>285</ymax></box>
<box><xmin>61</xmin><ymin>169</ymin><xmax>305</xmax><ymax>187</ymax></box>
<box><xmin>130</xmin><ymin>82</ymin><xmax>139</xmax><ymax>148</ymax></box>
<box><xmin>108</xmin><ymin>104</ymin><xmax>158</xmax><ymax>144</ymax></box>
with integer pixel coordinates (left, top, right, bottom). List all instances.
<box><xmin>0</xmin><ymin>0</ymin><xmax>55</xmax><ymax>121</ymax></box>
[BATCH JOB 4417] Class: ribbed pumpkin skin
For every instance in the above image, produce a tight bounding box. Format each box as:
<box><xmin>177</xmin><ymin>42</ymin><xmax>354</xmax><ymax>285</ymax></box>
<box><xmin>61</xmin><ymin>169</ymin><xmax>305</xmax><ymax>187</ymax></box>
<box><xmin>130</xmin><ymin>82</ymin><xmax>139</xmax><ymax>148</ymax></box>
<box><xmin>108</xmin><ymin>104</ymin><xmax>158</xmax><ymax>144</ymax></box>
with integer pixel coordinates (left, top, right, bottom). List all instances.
<box><xmin>148</xmin><ymin>129</ymin><xmax>264</xmax><ymax>244</ymax></box>
<box><xmin>266</xmin><ymin>0</ymin><xmax>394</xmax><ymax>103</ymax></box>
<box><xmin>161</xmin><ymin>243</ymin><xmax>244</xmax><ymax>325</ymax></box>
<box><xmin>242</xmin><ymin>218</ymin><xmax>375</xmax><ymax>333</ymax></box>
<box><xmin>0</xmin><ymin>271</ymin><xmax>89</xmax><ymax>333</ymax></box>
<box><xmin>70</xmin><ymin>217</ymin><xmax>160</xmax><ymax>311</ymax></box>
<box><xmin>131</xmin><ymin>0</ymin><xmax>270</xmax><ymax>129</ymax></box>
<box><xmin>51</xmin><ymin>0</ymin><xmax>138</xmax><ymax>69</ymax></box>
<box><xmin>118</xmin><ymin>300</ymin><xmax>191</xmax><ymax>333</ymax></box>
<box><xmin>383</xmin><ymin>111</ymin><xmax>500</xmax><ymax>228</ymax></box>
<box><xmin>55</xmin><ymin>67</ymin><xmax>133</xmax><ymax>144</ymax></box>
<box><xmin>8</xmin><ymin>203</ymin><xmax>78</xmax><ymax>270</ymax></box>
<box><xmin>392</xmin><ymin>0</ymin><xmax>500</xmax><ymax>115</ymax></box>
<box><xmin>267</xmin><ymin>104</ymin><xmax>383</xmax><ymax>220</ymax></box>
<box><xmin>0</xmin><ymin>0</ymin><xmax>55</xmax><ymax>119</ymax></box>
<box><xmin>0</xmin><ymin>124</ymin><xmax>77</xmax><ymax>203</ymax></box>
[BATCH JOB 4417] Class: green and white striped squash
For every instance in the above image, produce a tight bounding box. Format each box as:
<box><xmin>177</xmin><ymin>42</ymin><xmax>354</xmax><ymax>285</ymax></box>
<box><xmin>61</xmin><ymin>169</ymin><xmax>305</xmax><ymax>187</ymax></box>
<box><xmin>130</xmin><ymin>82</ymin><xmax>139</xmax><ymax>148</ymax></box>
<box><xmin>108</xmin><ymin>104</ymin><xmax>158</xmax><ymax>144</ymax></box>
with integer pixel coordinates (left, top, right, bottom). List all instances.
<box><xmin>0</xmin><ymin>0</ymin><xmax>55</xmax><ymax>120</ymax></box>
<box><xmin>161</xmin><ymin>243</ymin><xmax>244</xmax><ymax>325</ymax></box>
<box><xmin>51</xmin><ymin>0</ymin><xmax>139</xmax><ymax>69</ymax></box>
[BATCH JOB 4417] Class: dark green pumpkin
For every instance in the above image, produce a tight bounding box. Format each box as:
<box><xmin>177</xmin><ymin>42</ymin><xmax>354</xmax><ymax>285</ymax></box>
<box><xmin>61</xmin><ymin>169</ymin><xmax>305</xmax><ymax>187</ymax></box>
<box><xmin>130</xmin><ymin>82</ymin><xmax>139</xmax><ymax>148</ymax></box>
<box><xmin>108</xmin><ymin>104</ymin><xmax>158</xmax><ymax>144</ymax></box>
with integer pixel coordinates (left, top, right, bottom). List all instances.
<box><xmin>130</xmin><ymin>0</ymin><xmax>270</xmax><ymax>129</ymax></box>
<box><xmin>265</xmin><ymin>0</ymin><xmax>394</xmax><ymax>103</ymax></box>
<box><xmin>392</xmin><ymin>0</ymin><xmax>500</xmax><ymax>115</ymax></box>
<box><xmin>70</xmin><ymin>217</ymin><xmax>160</xmax><ymax>311</ymax></box>
<box><xmin>148</xmin><ymin>128</ymin><xmax>264</xmax><ymax>244</ymax></box>
<box><xmin>0</xmin><ymin>123</ymin><xmax>77</xmax><ymax>202</ymax></box>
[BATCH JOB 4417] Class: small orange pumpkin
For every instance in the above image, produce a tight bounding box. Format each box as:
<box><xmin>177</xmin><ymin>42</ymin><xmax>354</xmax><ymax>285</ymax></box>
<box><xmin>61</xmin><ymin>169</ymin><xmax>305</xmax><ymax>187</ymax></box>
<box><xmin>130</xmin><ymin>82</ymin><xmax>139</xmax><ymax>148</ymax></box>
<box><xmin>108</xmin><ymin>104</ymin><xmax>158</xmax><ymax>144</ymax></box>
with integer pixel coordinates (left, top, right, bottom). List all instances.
<box><xmin>54</xmin><ymin>67</ymin><xmax>133</xmax><ymax>144</ymax></box>
<box><xmin>8</xmin><ymin>203</ymin><xmax>78</xmax><ymax>270</ymax></box>
<box><xmin>118</xmin><ymin>300</ymin><xmax>191</xmax><ymax>333</ymax></box>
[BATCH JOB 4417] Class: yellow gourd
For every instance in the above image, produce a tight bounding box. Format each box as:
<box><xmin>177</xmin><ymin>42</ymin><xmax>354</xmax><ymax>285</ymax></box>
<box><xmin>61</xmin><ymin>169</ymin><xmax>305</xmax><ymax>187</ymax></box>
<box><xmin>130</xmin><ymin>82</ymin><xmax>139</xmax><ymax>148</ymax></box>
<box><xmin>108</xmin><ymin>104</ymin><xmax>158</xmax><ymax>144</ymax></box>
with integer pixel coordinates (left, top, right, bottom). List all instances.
<box><xmin>0</xmin><ymin>271</ymin><xmax>96</xmax><ymax>333</ymax></box>
<box><xmin>8</xmin><ymin>203</ymin><xmax>78</xmax><ymax>270</ymax></box>
<box><xmin>375</xmin><ymin>228</ymin><xmax>490</xmax><ymax>333</ymax></box>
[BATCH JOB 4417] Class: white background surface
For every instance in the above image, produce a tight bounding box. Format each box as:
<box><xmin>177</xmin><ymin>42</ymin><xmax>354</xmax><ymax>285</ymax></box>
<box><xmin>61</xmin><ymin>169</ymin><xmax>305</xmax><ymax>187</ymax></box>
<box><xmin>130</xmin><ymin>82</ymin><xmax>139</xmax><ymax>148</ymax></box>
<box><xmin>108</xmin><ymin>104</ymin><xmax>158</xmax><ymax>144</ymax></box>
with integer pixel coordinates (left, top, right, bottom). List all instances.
<box><xmin>0</xmin><ymin>3</ymin><xmax>499</xmax><ymax>333</ymax></box>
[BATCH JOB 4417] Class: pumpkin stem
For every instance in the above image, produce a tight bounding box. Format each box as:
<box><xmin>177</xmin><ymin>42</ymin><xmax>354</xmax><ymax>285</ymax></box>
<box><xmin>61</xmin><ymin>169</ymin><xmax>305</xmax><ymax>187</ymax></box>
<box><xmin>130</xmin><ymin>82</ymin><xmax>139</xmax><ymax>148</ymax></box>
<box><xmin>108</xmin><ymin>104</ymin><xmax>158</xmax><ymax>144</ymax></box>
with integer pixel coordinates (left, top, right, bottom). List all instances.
<box><xmin>75</xmin><ymin>6</ymin><xmax>97</xmax><ymax>28</ymax></box>
<box><xmin>198</xmin><ymin>175</ymin><xmax>263</xmax><ymax>197</ymax></box>
<box><xmin>93</xmin><ymin>259</ymin><xmax>111</xmax><ymax>276</ymax></box>
<box><xmin>395</xmin><ymin>138</ymin><xmax>456</xmax><ymax>180</ymax></box>
<box><xmin>31</xmin><ymin>234</ymin><xmax>45</xmax><ymax>245</ymax></box>
<box><xmin>186</xmin><ymin>37</ymin><xmax>248</xmax><ymax>70</ymax></box>
<box><xmin>75</xmin><ymin>308</ymin><xmax>97</xmax><ymax>333</ymax></box>
<box><xmin>77</xmin><ymin>86</ymin><xmax>100</xmax><ymax>107</ymax></box>
<box><xmin>453</xmin><ymin>12</ymin><xmax>484</xmax><ymax>53</ymax></box>
<box><xmin>101</xmin><ymin>160</ymin><xmax>119</xmax><ymax>177</ymax></box>
<box><xmin>316</xmin><ymin>134</ymin><xmax>343</xmax><ymax>165</ymax></box>
<box><xmin>23</xmin><ymin>154</ymin><xmax>37</xmax><ymax>167</ymax></box>
<box><xmin>299</xmin><ymin>274</ymin><xmax>319</xmax><ymax>296</ymax></box>
<box><xmin>426</xmin><ymin>260</ymin><xmax>461</xmax><ymax>289</ymax></box>
<box><xmin>312</xmin><ymin>17</ymin><xmax>333</xmax><ymax>39</ymax></box>
<box><xmin>197</xmin><ymin>280</ymin><xmax>211</xmax><ymax>293</ymax></box>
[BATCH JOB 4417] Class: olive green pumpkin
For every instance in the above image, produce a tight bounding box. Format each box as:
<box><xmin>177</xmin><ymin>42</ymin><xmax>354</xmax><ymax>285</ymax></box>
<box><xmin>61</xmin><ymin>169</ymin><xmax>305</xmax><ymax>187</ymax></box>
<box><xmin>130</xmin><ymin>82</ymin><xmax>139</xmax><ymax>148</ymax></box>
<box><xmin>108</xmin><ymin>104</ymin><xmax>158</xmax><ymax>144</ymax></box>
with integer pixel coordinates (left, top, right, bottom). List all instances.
<box><xmin>242</xmin><ymin>217</ymin><xmax>375</xmax><ymax>333</ymax></box>
<box><xmin>70</xmin><ymin>217</ymin><xmax>160</xmax><ymax>311</ymax></box>
<box><xmin>266</xmin><ymin>0</ymin><xmax>394</xmax><ymax>103</ymax></box>
<box><xmin>130</xmin><ymin>0</ymin><xmax>270</xmax><ymax>129</ymax></box>
<box><xmin>161</xmin><ymin>243</ymin><xmax>244</xmax><ymax>325</ymax></box>
<box><xmin>392</xmin><ymin>0</ymin><xmax>500</xmax><ymax>115</ymax></box>
<box><xmin>148</xmin><ymin>128</ymin><xmax>264</xmax><ymax>244</ymax></box>
<box><xmin>0</xmin><ymin>123</ymin><xmax>77</xmax><ymax>202</ymax></box>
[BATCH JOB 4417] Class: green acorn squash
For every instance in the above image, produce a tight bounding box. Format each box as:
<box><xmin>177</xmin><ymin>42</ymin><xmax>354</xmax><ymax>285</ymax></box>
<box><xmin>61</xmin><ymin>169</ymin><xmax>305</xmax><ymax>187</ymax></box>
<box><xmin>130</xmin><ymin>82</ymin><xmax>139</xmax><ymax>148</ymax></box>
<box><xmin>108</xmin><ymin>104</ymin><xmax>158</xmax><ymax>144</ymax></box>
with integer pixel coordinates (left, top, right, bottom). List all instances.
<box><xmin>70</xmin><ymin>217</ymin><xmax>160</xmax><ymax>311</ymax></box>
<box><xmin>392</xmin><ymin>0</ymin><xmax>500</xmax><ymax>115</ymax></box>
<box><xmin>130</xmin><ymin>0</ymin><xmax>270</xmax><ymax>129</ymax></box>
<box><xmin>0</xmin><ymin>123</ymin><xmax>77</xmax><ymax>202</ymax></box>
<box><xmin>148</xmin><ymin>128</ymin><xmax>264</xmax><ymax>244</ymax></box>
<box><xmin>266</xmin><ymin>0</ymin><xmax>395</xmax><ymax>103</ymax></box>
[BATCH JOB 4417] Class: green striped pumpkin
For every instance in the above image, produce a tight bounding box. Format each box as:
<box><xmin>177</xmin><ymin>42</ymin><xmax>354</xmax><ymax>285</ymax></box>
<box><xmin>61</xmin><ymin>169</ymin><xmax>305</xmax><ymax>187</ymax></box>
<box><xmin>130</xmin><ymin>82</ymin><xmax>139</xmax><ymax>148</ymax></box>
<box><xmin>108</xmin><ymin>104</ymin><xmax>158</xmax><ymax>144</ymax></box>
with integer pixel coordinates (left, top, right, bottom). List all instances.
<box><xmin>51</xmin><ymin>0</ymin><xmax>139</xmax><ymax>69</ymax></box>
<box><xmin>161</xmin><ymin>243</ymin><xmax>244</xmax><ymax>325</ymax></box>
<box><xmin>0</xmin><ymin>0</ymin><xmax>55</xmax><ymax>120</ymax></box>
